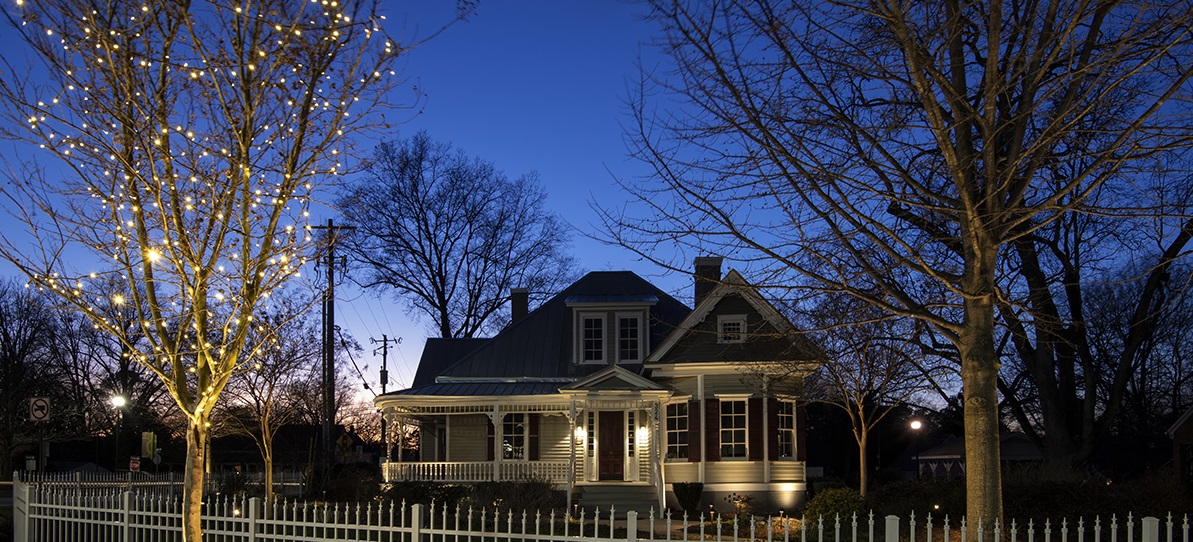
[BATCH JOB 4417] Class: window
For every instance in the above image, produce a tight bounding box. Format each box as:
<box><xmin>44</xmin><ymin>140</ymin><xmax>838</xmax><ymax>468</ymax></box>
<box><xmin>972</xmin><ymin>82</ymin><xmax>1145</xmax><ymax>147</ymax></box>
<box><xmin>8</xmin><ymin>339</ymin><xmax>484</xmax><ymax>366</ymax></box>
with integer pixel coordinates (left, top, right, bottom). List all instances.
<box><xmin>582</xmin><ymin>315</ymin><xmax>605</xmax><ymax>363</ymax></box>
<box><xmin>627</xmin><ymin>411</ymin><xmax>636</xmax><ymax>458</ymax></box>
<box><xmin>502</xmin><ymin>413</ymin><xmax>526</xmax><ymax>460</ymax></box>
<box><xmin>717</xmin><ymin>315</ymin><xmax>747</xmax><ymax>343</ymax></box>
<box><xmin>586</xmin><ymin>412</ymin><xmax>596</xmax><ymax>459</ymax></box>
<box><xmin>777</xmin><ymin>401</ymin><xmax>795</xmax><ymax>459</ymax></box>
<box><xmin>618</xmin><ymin>315</ymin><xmax>641</xmax><ymax>362</ymax></box>
<box><xmin>665</xmin><ymin>403</ymin><xmax>688</xmax><ymax>460</ymax></box>
<box><xmin>720</xmin><ymin>400</ymin><xmax>747</xmax><ymax>458</ymax></box>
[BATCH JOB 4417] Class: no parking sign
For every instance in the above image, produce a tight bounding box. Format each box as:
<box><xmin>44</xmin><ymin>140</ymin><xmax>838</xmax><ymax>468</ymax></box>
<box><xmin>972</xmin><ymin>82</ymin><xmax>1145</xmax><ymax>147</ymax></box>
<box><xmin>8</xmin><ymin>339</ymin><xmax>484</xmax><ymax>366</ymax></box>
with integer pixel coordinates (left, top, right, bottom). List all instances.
<box><xmin>28</xmin><ymin>397</ymin><xmax>49</xmax><ymax>422</ymax></box>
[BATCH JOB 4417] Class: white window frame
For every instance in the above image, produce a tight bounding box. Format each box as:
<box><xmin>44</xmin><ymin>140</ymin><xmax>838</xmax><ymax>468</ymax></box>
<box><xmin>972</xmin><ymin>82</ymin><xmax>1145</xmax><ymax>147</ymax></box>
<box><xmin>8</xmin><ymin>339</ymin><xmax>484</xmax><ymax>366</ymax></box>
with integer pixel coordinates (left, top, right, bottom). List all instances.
<box><xmin>502</xmin><ymin>413</ymin><xmax>527</xmax><ymax>461</ymax></box>
<box><xmin>717</xmin><ymin>314</ymin><xmax>748</xmax><ymax>344</ymax></box>
<box><xmin>776</xmin><ymin>400</ymin><xmax>796</xmax><ymax>460</ymax></box>
<box><xmin>665</xmin><ymin>402</ymin><xmax>689</xmax><ymax>461</ymax></box>
<box><xmin>578</xmin><ymin>313</ymin><xmax>606</xmax><ymax>364</ymax></box>
<box><xmin>616</xmin><ymin>312</ymin><xmax>644</xmax><ymax>363</ymax></box>
<box><xmin>719</xmin><ymin>399</ymin><xmax>748</xmax><ymax>459</ymax></box>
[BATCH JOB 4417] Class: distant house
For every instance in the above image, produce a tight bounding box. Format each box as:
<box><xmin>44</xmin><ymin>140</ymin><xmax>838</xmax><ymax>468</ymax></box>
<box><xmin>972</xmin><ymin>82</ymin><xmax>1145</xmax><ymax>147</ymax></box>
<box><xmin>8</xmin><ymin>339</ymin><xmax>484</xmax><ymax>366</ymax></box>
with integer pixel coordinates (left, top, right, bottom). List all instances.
<box><xmin>375</xmin><ymin>258</ymin><xmax>822</xmax><ymax>513</ymax></box>
<box><xmin>914</xmin><ymin>432</ymin><xmax>1043</xmax><ymax>479</ymax></box>
<box><xmin>1167</xmin><ymin>408</ymin><xmax>1193</xmax><ymax>485</ymax></box>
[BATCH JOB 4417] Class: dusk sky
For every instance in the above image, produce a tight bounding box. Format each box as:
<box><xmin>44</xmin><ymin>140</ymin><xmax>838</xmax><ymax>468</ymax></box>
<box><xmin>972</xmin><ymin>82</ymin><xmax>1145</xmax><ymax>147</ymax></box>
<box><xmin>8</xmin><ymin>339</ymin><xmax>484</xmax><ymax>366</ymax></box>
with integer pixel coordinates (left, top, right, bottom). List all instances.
<box><xmin>0</xmin><ymin>1</ymin><xmax>689</xmax><ymax>397</ymax></box>
<box><xmin>316</xmin><ymin>2</ymin><xmax>684</xmax><ymax>393</ymax></box>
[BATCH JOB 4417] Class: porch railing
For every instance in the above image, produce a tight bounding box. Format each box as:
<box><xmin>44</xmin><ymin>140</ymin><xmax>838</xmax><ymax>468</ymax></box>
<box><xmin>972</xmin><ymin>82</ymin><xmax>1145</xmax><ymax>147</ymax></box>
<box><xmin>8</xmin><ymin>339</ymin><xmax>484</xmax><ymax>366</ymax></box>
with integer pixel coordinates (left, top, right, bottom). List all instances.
<box><xmin>382</xmin><ymin>461</ymin><xmax>569</xmax><ymax>483</ymax></box>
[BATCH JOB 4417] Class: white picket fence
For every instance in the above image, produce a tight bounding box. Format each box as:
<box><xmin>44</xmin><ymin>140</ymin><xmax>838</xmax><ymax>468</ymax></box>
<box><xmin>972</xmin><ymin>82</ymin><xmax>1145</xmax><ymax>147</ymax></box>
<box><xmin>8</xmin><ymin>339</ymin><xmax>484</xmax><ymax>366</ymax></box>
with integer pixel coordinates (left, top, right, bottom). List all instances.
<box><xmin>11</xmin><ymin>481</ymin><xmax>1191</xmax><ymax>542</ymax></box>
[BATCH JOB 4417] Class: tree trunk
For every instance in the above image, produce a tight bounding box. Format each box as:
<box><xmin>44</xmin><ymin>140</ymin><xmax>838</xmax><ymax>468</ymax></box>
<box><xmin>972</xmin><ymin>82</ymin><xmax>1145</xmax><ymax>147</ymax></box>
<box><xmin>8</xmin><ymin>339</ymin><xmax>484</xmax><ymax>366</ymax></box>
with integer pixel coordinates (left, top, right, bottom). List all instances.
<box><xmin>856</xmin><ymin>429</ymin><xmax>868</xmax><ymax>499</ymax></box>
<box><xmin>183</xmin><ymin>415</ymin><xmax>209</xmax><ymax>542</ymax></box>
<box><xmin>960</xmin><ymin>287</ymin><xmax>1003</xmax><ymax>531</ymax></box>
<box><xmin>264</xmin><ymin>437</ymin><xmax>275</xmax><ymax>508</ymax></box>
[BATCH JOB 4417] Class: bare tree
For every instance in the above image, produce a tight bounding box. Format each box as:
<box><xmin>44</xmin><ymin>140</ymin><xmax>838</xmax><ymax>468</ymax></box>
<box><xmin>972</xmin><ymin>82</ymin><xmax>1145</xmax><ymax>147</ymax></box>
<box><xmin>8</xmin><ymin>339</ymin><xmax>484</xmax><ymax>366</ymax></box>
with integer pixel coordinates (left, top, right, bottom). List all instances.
<box><xmin>218</xmin><ymin>293</ymin><xmax>320</xmax><ymax>506</ymax></box>
<box><xmin>0</xmin><ymin>280</ymin><xmax>58</xmax><ymax>476</ymax></box>
<box><xmin>337</xmin><ymin>131</ymin><xmax>577</xmax><ymax>338</ymax></box>
<box><xmin>797</xmin><ymin>297</ymin><xmax>953</xmax><ymax>497</ymax></box>
<box><xmin>603</xmin><ymin>0</ymin><xmax>1193</xmax><ymax>525</ymax></box>
<box><xmin>0</xmin><ymin>1</ymin><xmax>450</xmax><ymax>537</ymax></box>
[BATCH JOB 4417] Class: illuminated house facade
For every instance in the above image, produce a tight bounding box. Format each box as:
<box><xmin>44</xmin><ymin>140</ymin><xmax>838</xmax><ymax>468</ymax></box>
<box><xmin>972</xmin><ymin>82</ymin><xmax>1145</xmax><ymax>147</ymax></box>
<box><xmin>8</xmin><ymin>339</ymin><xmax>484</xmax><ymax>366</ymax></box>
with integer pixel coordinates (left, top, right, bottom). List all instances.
<box><xmin>374</xmin><ymin>258</ymin><xmax>822</xmax><ymax>513</ymax></box>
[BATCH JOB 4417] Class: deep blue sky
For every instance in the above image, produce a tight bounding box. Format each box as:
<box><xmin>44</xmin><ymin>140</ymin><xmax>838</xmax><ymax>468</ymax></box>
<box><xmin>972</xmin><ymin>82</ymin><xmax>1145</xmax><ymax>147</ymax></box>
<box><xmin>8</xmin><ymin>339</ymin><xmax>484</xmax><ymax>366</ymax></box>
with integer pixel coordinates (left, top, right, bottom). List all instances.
<box><xmin>0</xmin><ymin>1</ymin><xmax>689</xmax><ymax>396</ymax></box>
<box><xmin>320</xmin><ymin>1</ymin><xmax>688</xmax><ymax>392</ymax></box>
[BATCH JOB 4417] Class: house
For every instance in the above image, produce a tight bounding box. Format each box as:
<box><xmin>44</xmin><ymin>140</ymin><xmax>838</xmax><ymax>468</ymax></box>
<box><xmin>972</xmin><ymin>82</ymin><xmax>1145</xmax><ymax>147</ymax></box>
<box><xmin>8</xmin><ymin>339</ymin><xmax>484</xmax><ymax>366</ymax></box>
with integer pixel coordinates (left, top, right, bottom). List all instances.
<box><xmin>374</xmin><ymin>258</ymin><xmax>822</xmax><ymax>513</ymax></box>
<box><xmin>913</xmin><ymin>432</ymin><xmax>1044</xmax><ymax>479</ymax></box>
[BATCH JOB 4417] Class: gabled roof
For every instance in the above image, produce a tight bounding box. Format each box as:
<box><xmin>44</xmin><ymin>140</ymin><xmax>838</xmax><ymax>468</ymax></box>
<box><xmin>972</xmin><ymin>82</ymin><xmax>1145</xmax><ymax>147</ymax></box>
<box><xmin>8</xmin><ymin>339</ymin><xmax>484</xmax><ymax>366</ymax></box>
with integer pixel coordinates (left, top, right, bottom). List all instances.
<box><xmin>560</xmin><ymin>365</ymin><xmax>670</xmax><ymax>393</ymax></box>
<box><xmin>411</xmin><ymin>338</ymin><xmax>487</xmax><ymax>387</ymax></box>
<box><xmin>425</xmin><ymin>271</ymin><xmax>690</xmax><ymax>382</ymax></box>
<box><xmin>647</xmin><ymin>269</ymin><xmax>822</xmax><ymax>364</ymax></box>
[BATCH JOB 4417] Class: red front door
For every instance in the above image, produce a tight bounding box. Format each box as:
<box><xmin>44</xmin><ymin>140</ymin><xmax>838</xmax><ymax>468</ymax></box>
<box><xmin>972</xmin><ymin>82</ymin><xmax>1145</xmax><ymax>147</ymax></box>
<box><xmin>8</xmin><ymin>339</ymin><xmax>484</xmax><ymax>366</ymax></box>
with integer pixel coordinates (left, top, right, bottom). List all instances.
<box><xmin>598</xmin><ymin>411</ymin><xmax>624</xmax><ymax>480</ymax></box>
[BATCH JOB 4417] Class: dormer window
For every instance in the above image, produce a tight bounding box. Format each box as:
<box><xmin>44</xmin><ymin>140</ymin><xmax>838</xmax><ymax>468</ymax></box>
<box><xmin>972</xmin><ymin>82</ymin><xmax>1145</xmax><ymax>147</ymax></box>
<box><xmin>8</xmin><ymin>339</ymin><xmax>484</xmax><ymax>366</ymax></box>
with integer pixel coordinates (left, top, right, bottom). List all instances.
<box><xmin>618</xmin><ymin>314</ymin><xmax>641</xmax><ymax>362</ymax></box>
<box><xmin>581</xmin><ymin>314</ymin><xmax>605</xmax><ymax>363</ymax></box>
<box><xmin>570</xmin><ymin>303</ymin><xmax>651</xmax><ymax>364</ymax></box>
<box><xmin>717</xmin><ymin>314</ymin><xmax>747</xmax><ymax>343</ymax></box>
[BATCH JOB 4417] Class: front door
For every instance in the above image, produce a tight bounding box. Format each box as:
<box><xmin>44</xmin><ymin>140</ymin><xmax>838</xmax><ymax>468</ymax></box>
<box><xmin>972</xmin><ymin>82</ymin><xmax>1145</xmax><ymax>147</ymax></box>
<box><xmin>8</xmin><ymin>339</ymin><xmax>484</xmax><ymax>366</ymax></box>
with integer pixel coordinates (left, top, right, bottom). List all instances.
<box><xmin>598</xmin><ymin>411</ymin><xmax>624</xmax><ymax>480</ymax></box>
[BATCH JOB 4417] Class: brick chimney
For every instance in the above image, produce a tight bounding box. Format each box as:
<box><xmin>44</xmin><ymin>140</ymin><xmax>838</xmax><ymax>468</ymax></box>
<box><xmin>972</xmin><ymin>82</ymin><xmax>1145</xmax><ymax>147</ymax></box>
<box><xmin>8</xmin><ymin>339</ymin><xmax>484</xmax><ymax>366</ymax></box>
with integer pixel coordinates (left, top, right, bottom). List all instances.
<box><xmin>510</xmin><ymin>288</ymin><xmax>529</xmax><ymax>322</ymax></box>
<box><xmin>693</xmin><ymin>256</ymin><xmax>723</xmax><ymax>307</ymax></box>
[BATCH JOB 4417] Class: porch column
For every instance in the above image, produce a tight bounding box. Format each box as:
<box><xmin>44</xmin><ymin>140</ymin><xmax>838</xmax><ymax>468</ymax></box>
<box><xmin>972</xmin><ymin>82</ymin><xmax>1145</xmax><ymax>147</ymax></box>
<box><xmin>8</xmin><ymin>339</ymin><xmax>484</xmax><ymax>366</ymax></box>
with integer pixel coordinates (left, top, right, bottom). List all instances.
<box><xmin>488</xmin><ymin>408</ymin><xmax>501</xmax><ymax>481</ymax></box>
<box><xmin>567</xmin><ymin>400</ymin><xmax>577</xmax><ymax>508</ymax></box>
<box><xmin>763</xmin><ymin>377</ymin><xmax>770</xmax><ymax>483</ymax></box>
<box><xmin>650</xmin><ymin>401</ymin><xmax>665</xmax><ymax>512</ymax></box>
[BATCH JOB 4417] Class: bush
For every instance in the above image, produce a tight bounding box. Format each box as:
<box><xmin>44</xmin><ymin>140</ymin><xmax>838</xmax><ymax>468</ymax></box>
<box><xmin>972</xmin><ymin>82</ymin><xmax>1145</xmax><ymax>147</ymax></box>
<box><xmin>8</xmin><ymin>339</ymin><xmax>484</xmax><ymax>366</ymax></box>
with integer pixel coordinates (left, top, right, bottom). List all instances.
<box><xmin>466</xmin><ymin>475</ymin><xmax>563</xmax><ymax>512</ymax></box>
<box><xmin>325</xmin><ymin>462</ymin><xmax>382</xmax><ymax>502</ymax></box>
<box><xmin>866</xmin><ymin>480</ymin><xmax>965</xmax><ymax>519</ymax></box>
<box><xmin>383</xmin><ymin>481</ymin><xmax>470</xmax><ymax>508</ymax></box>
<box><xmin>804</xmin><ymin>487</ymin><xmax>864</xmax><ymax>523</ymax></box>
<box><xmin>673</xmin><ymin>482</ymin><xmax>704</xmax><ymax>514</ymax></box>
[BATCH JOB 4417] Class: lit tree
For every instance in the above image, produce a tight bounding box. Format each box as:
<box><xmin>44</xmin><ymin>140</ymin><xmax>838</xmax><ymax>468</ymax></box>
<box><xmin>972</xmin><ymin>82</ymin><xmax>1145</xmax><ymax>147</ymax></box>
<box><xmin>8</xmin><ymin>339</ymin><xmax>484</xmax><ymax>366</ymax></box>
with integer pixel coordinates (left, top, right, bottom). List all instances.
<box><xmin>0</xmin><ymin>1</ymin><xmax>454</xmax><ymax>538</ymax></box>
<box><xmin>604</xmin><ymin>0</ymin><xmax>1193</xmax><ymax>527</ymax></box>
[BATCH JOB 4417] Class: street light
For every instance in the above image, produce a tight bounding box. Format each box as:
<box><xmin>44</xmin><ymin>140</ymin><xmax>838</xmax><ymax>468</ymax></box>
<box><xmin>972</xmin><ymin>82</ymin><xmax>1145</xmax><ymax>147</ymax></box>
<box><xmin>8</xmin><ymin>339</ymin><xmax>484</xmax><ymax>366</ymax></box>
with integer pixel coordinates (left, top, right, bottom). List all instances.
<box><xmin>111</xmin><ymin>395</ymin><xmax>126</xmax><ymax>471</ymax></box>
<box><xmin>909</xmin><ymin>419</ymin><xmax>923</xmax><ymax>480</ymax></box>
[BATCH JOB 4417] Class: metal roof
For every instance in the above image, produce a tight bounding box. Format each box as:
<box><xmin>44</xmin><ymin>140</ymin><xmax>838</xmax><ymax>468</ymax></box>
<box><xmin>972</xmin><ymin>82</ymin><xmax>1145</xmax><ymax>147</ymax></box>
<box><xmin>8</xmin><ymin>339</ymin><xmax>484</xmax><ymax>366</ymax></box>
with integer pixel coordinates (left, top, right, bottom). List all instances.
<box><xmin>385</xmin><ymin>381</ymin><xmax>567</xmax><ymax>397</ymax></box>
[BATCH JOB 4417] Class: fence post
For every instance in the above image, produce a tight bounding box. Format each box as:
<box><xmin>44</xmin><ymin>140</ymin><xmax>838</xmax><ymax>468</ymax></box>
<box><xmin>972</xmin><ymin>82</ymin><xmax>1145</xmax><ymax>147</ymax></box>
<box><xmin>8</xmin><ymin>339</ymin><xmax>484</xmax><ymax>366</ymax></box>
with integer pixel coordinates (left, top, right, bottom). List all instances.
<box><xmin>122</xmin><ymin>492</ymin><xmax>133</xmax><ymax>542</ymax></box>
<box><xmin>14</xmin><ymin>480</ymin><xmax>30</xmax><ymax>542</ymax></box>
<box><xmin>1142</xmin><ymin>517</ymin><xmax>1160</xmax><ymax>542</ymax></box>
<box><xmin>412</xmin><ymin>503</ymin><xmax>424</xmax><ymax>542</ymax></box>
<box><xmin>247</xmin><ymin>497</ymin><xmax>260</xmax><ymax>542</ymax></box>
<box><xmin>886</xmin><ymin>515</ymin><xmax>900</xmax><ymax>542</ymax></box>
<box><xmin>627</xmin><ymin>510</ymin><xmax>639</xmax><ymax>542</ymax></box>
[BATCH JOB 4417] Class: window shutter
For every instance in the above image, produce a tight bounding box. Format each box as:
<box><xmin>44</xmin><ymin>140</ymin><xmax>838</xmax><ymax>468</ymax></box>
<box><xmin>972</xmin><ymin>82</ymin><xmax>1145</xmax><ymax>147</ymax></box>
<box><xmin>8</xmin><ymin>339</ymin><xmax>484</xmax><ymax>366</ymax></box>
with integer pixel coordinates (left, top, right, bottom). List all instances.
<box><xmin>705</xmin><ymin>399</ymin><xmax>721</xmax><ymax>461</ymax></box>
<box><xmin>687</xmin><ymin>400</ymin><xmax>701</xmax><ymax>463</ymax></box>
<box><xmin>766</xmin><ymin>398</ymin><xmax>779</xmax><ymax>460</ymax></box>
<box><xmin>528</xmin><ymin>413</ymin><xmax>541</xmax><ymax>461</ymax></box>
<box><xmin>748</xmin><ymin>397</ymin><xmax>763</xmax><ymax>461</ymax></box>
<box><xmin>796</xmin><ymin>402</ymin><xmax>808</xmax><ymax>461</ymax></box>
<box><xmin>486</xmin><ymin>417</ymin><xmax>495</xmax><ymax>461</ymax></box>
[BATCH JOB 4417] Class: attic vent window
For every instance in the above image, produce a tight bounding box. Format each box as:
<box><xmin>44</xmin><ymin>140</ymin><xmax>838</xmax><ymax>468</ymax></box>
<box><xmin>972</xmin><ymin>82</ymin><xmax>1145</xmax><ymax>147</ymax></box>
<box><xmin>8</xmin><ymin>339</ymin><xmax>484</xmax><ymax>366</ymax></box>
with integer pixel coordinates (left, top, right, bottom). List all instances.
<box><xmin>717</xmin><ymin>314</ymin><xmax>747</xmax><ymax>344</ymax></box>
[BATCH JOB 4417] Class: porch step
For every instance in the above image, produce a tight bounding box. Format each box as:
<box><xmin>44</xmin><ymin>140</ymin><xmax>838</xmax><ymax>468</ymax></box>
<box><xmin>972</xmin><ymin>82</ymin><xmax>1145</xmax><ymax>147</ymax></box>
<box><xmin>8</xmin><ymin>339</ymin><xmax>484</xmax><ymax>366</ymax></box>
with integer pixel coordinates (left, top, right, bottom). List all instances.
<box><xmin>574</xmin><ymin>484</ymin><xmax>659</xmax><ymax>517</ymax></box>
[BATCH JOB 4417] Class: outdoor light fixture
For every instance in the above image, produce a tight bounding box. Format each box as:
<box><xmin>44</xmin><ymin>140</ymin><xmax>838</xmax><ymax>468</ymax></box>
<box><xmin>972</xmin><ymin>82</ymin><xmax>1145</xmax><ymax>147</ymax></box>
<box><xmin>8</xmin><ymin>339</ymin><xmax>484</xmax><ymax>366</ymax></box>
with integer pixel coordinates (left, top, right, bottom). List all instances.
<box><xmin>574</xmin><ymin>427</ymin><xmax>587</xmax><ymax>441</ymax></box>
<box><xmin>111</xmin><ymin>395</ymin><xmax>127</xmax><ymax>408</ymax></box>
<box><xmin>909</xmin><ymin>420</ymin><xmax>922</xmax><ymax>430</ymax></box>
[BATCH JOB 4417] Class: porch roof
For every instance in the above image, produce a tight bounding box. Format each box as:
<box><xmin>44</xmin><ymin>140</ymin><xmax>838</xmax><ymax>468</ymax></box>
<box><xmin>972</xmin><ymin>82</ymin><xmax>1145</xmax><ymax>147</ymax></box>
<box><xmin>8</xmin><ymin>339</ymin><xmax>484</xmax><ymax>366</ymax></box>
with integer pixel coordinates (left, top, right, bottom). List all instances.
<box><xmin>387</xmin><ymin>381</ymin><xmax>568</xmax><ymax>397</ymax></box>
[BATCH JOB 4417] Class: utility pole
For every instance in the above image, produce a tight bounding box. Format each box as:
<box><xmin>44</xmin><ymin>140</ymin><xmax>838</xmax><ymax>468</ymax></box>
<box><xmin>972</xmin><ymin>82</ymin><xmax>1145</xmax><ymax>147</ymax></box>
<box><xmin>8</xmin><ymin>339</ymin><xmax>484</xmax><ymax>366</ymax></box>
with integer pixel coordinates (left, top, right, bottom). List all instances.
<box><xmin>371</xmin><ymin>334</ymin><xmax>401</xmax><ymax>461</ymax></box>
<box><xmin>312</xmin><ymin>219</ymin><xmax>352</xmax><ymax>477</ymax></box>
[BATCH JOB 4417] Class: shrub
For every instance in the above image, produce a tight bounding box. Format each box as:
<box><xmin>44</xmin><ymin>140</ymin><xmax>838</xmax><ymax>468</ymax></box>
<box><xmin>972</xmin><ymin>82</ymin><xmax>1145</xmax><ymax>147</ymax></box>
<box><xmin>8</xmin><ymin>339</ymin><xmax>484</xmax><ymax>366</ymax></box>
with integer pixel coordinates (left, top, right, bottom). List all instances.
<box><xmin>383</xmin><ymin>481</ymin><xmax>470</xmax><ymax>508</ymax></box>
<box><xmin>673</xmin><ymin>482</ymin><xmax>704</xmax><ymax>514</ymax></box>
<box><xmin>325</xmin><ymin>462</ymin><xmax>382</xmax><ymax>502</ymax></box>
<box><xmin>804</xmin><ymin>487</ymin><xmax>864</xmax><ymax>524</ymax></box>
<box><xmin>466</xmin><ymin>475</ymin><xmax>563</xmax><ymax>513</ymax></box>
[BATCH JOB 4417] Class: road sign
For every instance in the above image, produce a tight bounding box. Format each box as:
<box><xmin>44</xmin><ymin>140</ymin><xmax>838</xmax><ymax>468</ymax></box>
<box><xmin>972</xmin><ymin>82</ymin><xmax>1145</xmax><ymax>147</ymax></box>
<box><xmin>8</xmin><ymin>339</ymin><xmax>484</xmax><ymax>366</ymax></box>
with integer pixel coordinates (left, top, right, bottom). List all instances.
<box><xmin>129</xmin><ymin>458</ymin><xmax>141</xmax><ymax>472</ymax></box>
<box><xmin>28</xmin><ymin>397</ymin><xmax>49</xmax><ymax>422</ymax></box>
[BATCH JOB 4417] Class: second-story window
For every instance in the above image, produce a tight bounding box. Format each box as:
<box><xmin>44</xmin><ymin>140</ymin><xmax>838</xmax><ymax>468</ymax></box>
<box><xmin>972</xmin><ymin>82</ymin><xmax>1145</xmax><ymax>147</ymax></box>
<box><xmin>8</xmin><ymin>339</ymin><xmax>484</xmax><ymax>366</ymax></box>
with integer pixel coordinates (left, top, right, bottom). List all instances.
<box><xmin>618</xmin><ymin>315</ymin><xmax>641</xmax><ymax>362</ymax></box>
<box><xmin>582</xmin><ymin>315</ymin><xmax>605</xmax><ymax>363</ymax></box>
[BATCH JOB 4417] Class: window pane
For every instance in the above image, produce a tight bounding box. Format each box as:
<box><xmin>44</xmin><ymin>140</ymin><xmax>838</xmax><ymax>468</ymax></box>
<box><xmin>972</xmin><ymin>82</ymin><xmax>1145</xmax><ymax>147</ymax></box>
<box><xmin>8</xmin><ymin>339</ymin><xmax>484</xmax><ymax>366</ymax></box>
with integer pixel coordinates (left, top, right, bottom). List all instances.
<box><xmin>583</xmin><ymin>317</ymin><xmax>603</xmax><ymax>361</ymax></box>
<box><xmin>618</xmin><ymin>317</ymin><xmax>640</xmax><ymax>361</ymax></box>
<box><xmin>719</xmin><ymin>400</ymin><xmax>747</xmax><ymax>458</ymax></box>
